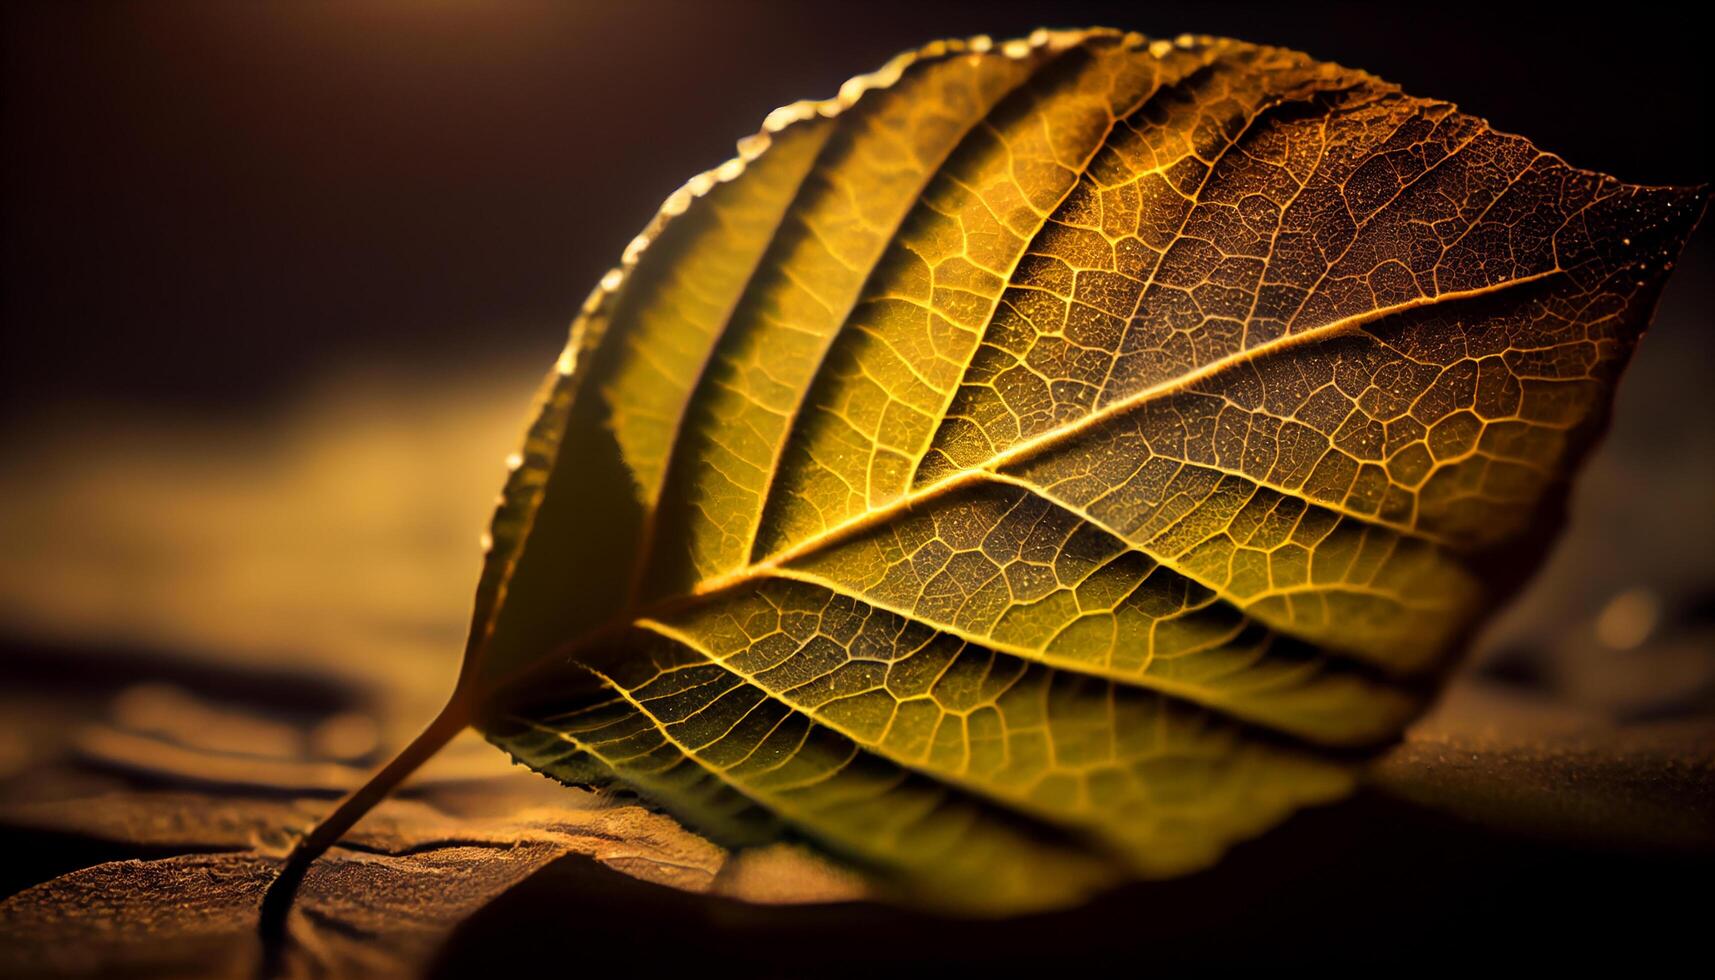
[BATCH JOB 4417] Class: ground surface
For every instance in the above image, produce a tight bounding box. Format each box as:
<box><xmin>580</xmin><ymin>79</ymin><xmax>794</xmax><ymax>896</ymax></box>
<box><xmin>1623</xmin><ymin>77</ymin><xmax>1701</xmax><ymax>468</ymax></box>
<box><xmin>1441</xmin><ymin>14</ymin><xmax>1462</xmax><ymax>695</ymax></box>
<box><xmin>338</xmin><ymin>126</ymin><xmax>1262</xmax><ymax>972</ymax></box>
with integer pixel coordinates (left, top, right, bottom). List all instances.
<box><xmin>1</xmin><ymin>637</ymin><xmax>1709</xmax><ymax>977</ymax></box>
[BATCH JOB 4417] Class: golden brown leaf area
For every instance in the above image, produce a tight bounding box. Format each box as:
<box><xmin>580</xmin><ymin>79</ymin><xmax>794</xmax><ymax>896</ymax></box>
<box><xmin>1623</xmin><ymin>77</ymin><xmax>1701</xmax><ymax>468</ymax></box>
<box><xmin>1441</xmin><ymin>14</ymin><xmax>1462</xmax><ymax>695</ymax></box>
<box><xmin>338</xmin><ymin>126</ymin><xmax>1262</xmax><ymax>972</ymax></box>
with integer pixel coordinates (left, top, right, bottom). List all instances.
<box><xmin>466</xmin><ymin>30</ymin><xmax>1703</xmax><ymax>912</ymax></box>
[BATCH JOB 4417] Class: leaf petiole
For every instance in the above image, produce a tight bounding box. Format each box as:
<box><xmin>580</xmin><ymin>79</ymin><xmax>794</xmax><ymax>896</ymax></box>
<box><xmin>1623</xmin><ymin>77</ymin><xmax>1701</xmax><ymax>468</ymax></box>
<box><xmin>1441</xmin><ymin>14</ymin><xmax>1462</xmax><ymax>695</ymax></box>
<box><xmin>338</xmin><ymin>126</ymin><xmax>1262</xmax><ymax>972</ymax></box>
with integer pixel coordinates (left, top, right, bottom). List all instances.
<box><xmin>257</xmin><ymin>687</ymin><xmax>475</xmax><ymax>956</ymax></box>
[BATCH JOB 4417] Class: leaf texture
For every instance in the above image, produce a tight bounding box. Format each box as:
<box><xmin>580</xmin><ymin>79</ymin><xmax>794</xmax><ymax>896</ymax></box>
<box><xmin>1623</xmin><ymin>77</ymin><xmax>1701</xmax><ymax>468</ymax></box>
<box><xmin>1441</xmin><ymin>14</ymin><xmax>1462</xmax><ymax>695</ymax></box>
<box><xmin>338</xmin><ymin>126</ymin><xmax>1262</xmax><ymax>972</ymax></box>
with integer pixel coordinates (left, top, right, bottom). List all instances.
<box><xmin>466</xmin><ymin>30</ymin><xmax>1704</xmax><ymax>911</ymax></box>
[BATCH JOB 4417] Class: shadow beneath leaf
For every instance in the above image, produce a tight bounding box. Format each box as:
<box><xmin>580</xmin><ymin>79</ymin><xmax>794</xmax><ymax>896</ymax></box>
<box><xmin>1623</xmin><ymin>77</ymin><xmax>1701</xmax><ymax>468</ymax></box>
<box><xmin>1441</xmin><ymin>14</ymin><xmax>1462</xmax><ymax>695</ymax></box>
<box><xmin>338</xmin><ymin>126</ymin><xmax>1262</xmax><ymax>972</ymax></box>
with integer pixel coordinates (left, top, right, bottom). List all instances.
<box><xmin>433</xmin><ymin>787</ymin><xmax>1713</xmax><ymax>975</ymax></box>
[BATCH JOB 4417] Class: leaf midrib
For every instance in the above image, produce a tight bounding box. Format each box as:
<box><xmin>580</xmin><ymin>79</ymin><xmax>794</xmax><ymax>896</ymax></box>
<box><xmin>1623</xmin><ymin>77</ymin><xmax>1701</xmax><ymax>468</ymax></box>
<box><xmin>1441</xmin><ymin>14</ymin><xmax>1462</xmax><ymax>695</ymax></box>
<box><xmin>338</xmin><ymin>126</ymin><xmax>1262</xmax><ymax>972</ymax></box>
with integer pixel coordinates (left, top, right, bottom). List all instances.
<box><xmin>693</xmin><ymin>266</ymin><xmax>1556</xmax><ymax>599</ymax></box>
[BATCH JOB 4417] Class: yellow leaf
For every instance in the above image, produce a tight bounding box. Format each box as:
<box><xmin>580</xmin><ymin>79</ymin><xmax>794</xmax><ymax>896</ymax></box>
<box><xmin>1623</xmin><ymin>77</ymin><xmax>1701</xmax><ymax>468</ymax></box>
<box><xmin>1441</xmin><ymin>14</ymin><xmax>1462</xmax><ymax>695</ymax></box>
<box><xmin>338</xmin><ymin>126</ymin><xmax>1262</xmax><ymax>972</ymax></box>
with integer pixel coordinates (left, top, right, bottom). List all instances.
<box><xmin>270</xmin><ymin>29</ymin><xmax>1706</xmax><ymax>919</ymax></box>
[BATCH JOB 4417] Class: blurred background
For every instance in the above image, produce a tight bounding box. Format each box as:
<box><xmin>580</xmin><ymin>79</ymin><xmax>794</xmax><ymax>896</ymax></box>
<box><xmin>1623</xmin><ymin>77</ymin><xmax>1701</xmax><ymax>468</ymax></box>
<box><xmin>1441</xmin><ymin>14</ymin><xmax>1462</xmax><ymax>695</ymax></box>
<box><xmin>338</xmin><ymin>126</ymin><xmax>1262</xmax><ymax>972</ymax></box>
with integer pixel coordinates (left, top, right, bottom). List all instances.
<box><xmin>0</xmin><ymin>0</ymin><xmax>1710</xmax><ymax>944</ymax></box>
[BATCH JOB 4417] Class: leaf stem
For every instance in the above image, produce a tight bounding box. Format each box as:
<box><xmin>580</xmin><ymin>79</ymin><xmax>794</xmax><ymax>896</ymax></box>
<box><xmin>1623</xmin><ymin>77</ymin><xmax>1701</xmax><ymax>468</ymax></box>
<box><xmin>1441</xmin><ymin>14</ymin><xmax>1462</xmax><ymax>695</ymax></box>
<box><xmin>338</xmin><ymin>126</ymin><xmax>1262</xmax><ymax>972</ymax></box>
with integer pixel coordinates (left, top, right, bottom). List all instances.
<box><xmin>257</xmin><ymin>689</ymin><xmax>474</xmax><ymax>958</ymax></box>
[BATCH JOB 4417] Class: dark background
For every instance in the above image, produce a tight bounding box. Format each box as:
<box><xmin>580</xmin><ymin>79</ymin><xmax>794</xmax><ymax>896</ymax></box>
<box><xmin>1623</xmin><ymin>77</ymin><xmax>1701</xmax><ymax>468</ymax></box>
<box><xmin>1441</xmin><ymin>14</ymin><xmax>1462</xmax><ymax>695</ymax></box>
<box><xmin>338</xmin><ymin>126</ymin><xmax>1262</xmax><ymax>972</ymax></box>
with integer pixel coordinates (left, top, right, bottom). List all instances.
<box><xmin>4</xmin><ymin>0</ymin><xmax>1709</xmax><ymax>421</ymax></box>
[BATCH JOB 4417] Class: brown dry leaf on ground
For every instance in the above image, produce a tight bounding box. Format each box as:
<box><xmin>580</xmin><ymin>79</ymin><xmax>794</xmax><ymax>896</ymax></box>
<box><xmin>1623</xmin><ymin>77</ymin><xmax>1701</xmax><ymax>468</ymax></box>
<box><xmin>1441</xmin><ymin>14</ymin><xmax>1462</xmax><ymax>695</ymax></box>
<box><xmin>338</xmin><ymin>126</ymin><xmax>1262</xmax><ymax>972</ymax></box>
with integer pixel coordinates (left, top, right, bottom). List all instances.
<box><xmin>0</xmin><ymin>681</ymin><xmax>866</xmax><ymax>978</ymax></box>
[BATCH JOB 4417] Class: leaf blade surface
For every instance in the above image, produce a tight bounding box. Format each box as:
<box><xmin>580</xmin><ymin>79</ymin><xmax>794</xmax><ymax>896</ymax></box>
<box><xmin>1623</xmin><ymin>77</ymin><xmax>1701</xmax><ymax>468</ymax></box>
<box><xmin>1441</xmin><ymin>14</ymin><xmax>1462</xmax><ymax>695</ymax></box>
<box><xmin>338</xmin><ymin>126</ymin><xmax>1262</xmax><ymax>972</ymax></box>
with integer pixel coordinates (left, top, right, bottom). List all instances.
<box><xmin>470</xmin><ymin>29</ymin><xmax>1705</xmax><ymax>911</ymax></box>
